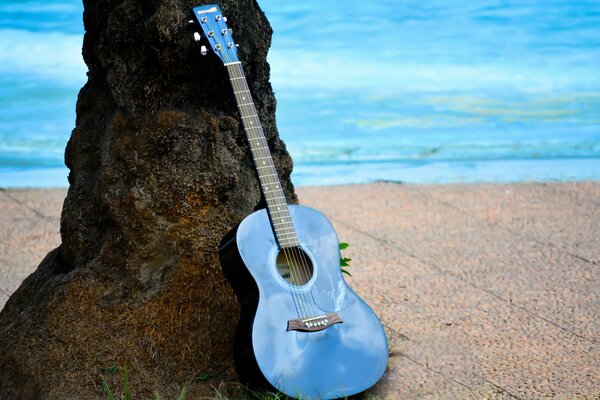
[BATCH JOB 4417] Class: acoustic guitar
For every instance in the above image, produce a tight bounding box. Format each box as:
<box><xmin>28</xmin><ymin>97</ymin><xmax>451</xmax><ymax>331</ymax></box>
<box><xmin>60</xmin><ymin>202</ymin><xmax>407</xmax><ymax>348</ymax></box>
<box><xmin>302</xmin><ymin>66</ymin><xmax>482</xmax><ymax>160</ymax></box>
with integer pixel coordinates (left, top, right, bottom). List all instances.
<box><xmin>190</xmin><ymin>5</ymin><xmax>388</xmax><ymax>399</ymax></box>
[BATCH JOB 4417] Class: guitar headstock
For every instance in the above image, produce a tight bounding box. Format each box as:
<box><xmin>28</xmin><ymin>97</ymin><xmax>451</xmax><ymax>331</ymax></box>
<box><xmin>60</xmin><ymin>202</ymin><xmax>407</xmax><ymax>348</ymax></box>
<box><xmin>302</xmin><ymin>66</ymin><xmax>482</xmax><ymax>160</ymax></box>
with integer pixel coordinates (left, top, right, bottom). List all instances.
<box><xmin>191</xmin><ymin>4</ymin><xmax>239</xmax><ymax>64</ymax></box>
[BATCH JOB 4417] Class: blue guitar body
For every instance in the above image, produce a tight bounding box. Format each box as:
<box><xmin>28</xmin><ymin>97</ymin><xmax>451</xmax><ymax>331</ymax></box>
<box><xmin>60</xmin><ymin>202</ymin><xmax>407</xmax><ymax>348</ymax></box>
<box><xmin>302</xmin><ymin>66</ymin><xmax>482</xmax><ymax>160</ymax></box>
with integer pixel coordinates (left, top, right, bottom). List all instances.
<box><xmin>191</xmin><ymin>5</ymin><xmax>388</xmax><ymax>398</ymax></box>
<box><xmin>219</xmin><ymin>205</ymin><xmax>389</xmax><ymax>399</ymax></box>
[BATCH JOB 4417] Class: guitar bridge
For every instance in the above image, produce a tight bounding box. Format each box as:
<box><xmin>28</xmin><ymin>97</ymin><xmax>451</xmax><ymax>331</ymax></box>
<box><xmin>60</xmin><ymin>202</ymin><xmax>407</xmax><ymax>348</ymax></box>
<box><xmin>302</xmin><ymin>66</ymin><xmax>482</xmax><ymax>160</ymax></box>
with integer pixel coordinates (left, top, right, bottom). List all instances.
<box><xmin>287</xmin><ymin>313</ymin><xmax>343</xmax><ymax>332</ymax></box>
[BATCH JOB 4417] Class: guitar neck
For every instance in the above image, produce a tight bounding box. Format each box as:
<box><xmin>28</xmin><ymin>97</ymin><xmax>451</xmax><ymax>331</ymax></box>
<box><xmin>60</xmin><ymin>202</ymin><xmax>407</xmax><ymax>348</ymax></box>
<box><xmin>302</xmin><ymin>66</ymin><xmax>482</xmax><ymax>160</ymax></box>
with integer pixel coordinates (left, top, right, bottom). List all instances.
<box><xmin>225</xmin><ymin>61</ymin><xmax>300</xmax><ymax>249</ymax></box>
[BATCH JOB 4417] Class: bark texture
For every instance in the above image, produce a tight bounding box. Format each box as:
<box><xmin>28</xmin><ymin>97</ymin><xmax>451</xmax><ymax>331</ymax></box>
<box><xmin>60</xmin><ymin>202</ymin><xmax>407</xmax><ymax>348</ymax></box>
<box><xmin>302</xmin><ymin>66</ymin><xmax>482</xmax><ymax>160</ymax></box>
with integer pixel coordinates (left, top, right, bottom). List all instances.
<box><xmin>0</xmin><ymin>0</ymin><xmax>296</xmax><ymax>398</ymax></box>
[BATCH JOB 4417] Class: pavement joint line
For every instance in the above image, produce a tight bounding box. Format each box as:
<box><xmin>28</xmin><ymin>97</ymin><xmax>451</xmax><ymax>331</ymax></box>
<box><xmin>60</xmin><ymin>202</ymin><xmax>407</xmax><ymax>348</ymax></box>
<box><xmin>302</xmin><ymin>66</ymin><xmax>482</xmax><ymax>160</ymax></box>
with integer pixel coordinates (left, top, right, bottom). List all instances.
<box><xmin>478</xmin><ymin>377</ymin><xmax>526</xmax><ymax>400</ymax></box>
<box><xmin>392</xmin><ymin>337</ymin><xmax>524</xmax><ymax>400</ymax></box>
<box><xmin>383</xmin><ymin>325</ymin><xmax>476</xmax><ymax>392</ymax></box>
<box><xmin>397</xmin><ymin>353</ymin><xmax>472</xmax><ymax>390</ymax></box>
<box><xmin>331</xmin><ymin>217</ymin><xmax>600</xmax><ymax>346</ymax></box>
<box><xmin>418</xmin><ymin>189</ymin><xmax>599</xmax><ymax>268</ymax></box>
<box><xmin>1</xmin><ymin>190</ymin><xmax>51</xmax><ymax>220</ymax></box>
<box><xmin>381</xmin><ymin>291</ymin><xmax>531</xmax><ymax>400</ymax></box>
<box><xmin>549</xmin><ymin>183</ymin><xmax>600</xmax><ymax>209</ymax></box>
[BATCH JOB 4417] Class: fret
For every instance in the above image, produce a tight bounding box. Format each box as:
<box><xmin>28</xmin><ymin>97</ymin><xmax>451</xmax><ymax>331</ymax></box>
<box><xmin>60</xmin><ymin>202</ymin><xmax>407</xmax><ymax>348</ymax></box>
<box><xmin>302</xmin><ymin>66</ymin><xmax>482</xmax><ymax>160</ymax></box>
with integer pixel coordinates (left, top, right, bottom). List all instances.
<box><xmin>233</xmin><ymin>89</ymin><xmax>251</xmax><ymax>95</ymax></box>
<box><xmin>273</xmin><ymin>216</ymin><xmax>293</xmax><ymax>222</ymax></box>
<box><xmin>238</xmin><ymin>102</ymin><xmax>255</xmax><ymax>107</ymax></box>
<box><xmin>229</xmin><ymin>76</ymin><xmax>245</xmax><ymax>81</ymax></box>
<box><xmin>266</xmin><ymin>200</ymin><xmax>288</xmax><ymax>206</ymax></box>
<box><xmin>276</xmin><ymin>232</ymin><xmax>299</xmax><ymax>238</ymax></box>
<box><xmin>241</xmin><ymin>114</ymin><xmax>259</xmax><ymax>119</ymax></box>
<box><xmin>273</xmin><ymin>226</ymin><xmax>296</xmax><ymax>233</ymax></box>
<box><xmin>277</xmin><ymin>236</ymin><xmax>298</xmax><ymax>241</ymax></box>
<box><xmin>269</xmin><ymin>211</ymin><xmax>290</xmax><ymax>215</ymax></box>
<box><xmin>277</xmin><ymin>236</ymin><xmax>299</xmax><ymax>241</ymax></box>
<box><xmin>279</xmin><ymin>242</ymin><xmax>300</xmax><ymax>248</ymax></box>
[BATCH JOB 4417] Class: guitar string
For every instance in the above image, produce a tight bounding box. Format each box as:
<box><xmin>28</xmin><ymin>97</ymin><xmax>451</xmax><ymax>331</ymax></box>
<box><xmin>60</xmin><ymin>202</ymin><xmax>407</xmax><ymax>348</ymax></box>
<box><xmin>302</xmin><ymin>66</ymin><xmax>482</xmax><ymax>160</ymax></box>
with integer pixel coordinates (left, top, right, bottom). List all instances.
<box><xmin>227</xmin><ymin>63</ymin><xmax>318</xmax><ymax>317</ymax></box>
<box><xmin>231</xmin><ymin>62</ymin><xmax>321</xmax><ymax>319</ymax></box>
<box><xmin>197</xmin><ymin>20</ymin><xmax>314</xmax><ymax>318</ymax></box>
<box><xmin>229</xmin><ymin>62</ymin><xmax>322</xmax><ymax>318</ymax></box>
<box><xmin>227</xmin><ymin>65</ymin><xmax>308</xmax><ymax>318</ymax></box>
<box><xmin>228</xmin><ymin>67</ymin><xmax>308</xmax><ymax>318</ymax></box>
<box><xmin>290</xmin><ymin>242</ymin><xmax>321</xmax><ymax>317</ymax></box>
<box><xmin>230</xmin><ymin>58</ymin><xmax>318</xmax><ymax>316</ymax></box>
<box><xmin>226</xmin><ymin>61</ymin><xmax>318</xmax><ymax>318</ymax></box>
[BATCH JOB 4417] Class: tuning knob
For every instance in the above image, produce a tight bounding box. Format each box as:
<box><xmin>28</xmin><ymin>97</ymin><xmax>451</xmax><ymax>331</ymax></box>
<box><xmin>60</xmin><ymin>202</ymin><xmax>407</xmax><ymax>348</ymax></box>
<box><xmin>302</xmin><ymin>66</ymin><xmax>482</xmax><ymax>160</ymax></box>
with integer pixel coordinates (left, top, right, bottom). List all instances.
<box><xmin>193</xmin><ymin>32</ymin><xmax>201</xmax><ymax>42</ymax></box>
<box><xmin>188</xmin><ymin>19</ymin><xmax>195</xmax><ymax>25</ymax></box>
<box><xmin>200</xmin><ymin>45</ymin><xmax>208</xmax><ymax>56</ymax></box>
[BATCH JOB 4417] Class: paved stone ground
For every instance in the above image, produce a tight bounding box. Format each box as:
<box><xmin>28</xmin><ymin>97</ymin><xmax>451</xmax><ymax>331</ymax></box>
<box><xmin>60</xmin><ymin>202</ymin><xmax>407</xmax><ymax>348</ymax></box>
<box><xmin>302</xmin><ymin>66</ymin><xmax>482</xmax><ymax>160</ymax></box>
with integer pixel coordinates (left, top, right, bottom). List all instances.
<box><xmin>1</xmin><ymin>182</ymin><xmax>599</xmax><ymax>399</ymax></box>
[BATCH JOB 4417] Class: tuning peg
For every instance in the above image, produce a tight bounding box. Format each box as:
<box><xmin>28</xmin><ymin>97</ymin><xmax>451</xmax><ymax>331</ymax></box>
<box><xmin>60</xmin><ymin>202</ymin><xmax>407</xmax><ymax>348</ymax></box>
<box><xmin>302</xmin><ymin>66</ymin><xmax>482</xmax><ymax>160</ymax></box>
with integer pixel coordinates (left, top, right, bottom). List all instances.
<box><xmin>224</xmin><ymin>17</ymin><xmax>228</xmax><ymax>22</ymax></box>
<box><xmin>193</xmin><ymin>32</ymin><xmax>201</xmax><ymax>42</ymax></box>
<box><xmin>188</xmin><ymin>19</ymin><xmax>195</xmax><ymax>25</ymax></box>
<box><xmin>200</xmin><ymin>45</ymin><xmax>208</xmax><ymax>56</ymax></box>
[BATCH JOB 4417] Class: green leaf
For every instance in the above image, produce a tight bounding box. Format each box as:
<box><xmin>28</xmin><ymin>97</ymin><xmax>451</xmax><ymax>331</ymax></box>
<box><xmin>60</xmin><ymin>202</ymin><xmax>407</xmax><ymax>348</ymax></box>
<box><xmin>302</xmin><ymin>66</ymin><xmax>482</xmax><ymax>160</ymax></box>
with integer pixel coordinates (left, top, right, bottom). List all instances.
<box><xmin>123</xmin><ymin>364</ymin><xmax>131</xmax><ymax>400</ymax></box>
<box><xmin>101</xmin><ymin>363</ymin><xmax>119</xmax><ymax>375</ymax></box>
<box><xmin>194</xmin><ymin>372</ymin><xmax>217</xmax><ymax>382</ymax></box>
<box><xmin>101</xmin><ymin>378</ymin><xmax>115</xmax><ymax>400</ymax></box>
<box><xmin>339</xmin><ymin>242</ymin><xmax>349</xmax><ymax>250</ymax></box>
<box><xmin>175</xmin><ymin>383</ymin><xmax>190</xmax><ymax>400</ymax></box>
<box><xmin>341</xmin><ymin>268</ymin><xmax>352</xmax><ymax>277</ymax></box>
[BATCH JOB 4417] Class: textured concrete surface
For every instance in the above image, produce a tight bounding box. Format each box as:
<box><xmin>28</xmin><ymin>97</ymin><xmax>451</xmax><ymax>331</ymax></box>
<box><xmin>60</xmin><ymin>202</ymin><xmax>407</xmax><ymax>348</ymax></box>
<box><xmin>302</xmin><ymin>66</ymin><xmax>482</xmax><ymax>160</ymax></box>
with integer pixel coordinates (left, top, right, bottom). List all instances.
<box><xmin>1</xmin><ymin>182</ymin><xmax>599</xmax><ymax>399</ymax></box>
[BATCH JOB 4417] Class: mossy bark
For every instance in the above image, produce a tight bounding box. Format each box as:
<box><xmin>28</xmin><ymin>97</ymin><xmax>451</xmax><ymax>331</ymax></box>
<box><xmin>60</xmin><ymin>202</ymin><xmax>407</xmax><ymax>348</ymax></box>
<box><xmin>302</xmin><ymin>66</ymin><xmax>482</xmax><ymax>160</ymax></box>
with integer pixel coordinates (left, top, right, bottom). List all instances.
<box><xmin>0</xmin><ymin>0</ymin><xmax>296</xmax><ymax>398</ymax></box>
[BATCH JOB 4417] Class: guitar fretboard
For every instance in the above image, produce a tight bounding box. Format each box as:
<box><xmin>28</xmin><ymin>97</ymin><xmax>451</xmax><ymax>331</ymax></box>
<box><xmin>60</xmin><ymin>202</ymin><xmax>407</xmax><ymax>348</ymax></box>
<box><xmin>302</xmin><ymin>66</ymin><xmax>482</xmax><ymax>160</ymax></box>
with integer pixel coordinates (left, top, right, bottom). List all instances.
<box><xmin>226</xmin><ymin>62</ymin><xmax>300</xmax><ymax>249</ymax></box>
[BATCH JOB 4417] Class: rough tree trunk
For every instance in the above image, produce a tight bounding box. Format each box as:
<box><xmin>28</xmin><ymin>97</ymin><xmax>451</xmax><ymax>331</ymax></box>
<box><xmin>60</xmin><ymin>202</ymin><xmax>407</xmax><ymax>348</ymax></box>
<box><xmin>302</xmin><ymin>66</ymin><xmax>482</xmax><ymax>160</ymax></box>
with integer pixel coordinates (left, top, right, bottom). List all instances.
<box><xmin>0</xmin><ymin>0</ymin><xmax>296</xmax><ymax>398</ymax></box>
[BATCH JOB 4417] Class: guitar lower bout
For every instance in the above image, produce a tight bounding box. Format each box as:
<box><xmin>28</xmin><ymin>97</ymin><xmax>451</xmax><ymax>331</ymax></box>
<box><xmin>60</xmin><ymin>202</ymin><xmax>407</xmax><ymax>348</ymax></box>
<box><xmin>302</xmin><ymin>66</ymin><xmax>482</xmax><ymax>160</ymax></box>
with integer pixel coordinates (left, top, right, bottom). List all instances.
<box><xmin>219</xmin><ymin>205</ymin><xmax>388</xmax><ymax>400</ymax></box>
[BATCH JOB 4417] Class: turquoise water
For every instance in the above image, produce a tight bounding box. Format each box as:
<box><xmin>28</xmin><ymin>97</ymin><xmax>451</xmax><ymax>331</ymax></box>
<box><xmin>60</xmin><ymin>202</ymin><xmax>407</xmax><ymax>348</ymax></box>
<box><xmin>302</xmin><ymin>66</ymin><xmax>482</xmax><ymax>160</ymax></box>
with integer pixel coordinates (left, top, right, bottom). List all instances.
<box><xmin>1</xmin><ymin>0</ymin><xmax>599</xmax><ymax>187</ymax></box>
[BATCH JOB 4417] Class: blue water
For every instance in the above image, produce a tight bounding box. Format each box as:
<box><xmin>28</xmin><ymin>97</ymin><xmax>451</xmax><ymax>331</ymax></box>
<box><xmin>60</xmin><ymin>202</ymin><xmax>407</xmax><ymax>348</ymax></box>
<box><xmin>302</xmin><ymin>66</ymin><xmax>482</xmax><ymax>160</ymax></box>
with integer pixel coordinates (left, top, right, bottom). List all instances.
<box><xmin>1</xmin><ymin>0</ymin><xmax>599</xmax><ymax>187</ymax></box>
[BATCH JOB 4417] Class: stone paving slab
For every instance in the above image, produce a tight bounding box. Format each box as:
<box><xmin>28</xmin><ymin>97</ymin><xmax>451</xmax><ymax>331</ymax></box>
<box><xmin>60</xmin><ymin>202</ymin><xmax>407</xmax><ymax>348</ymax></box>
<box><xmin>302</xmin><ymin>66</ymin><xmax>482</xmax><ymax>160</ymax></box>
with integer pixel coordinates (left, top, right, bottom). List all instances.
<box><xmin>299</xmin><ymin>182</ymin><xmax>600</xmax><ymax>399</ymax></box>
<box><xmin>300</xmin><ymin>183</ymin><xmax>600</xmax><ymax>343</ymax></box>
<box><xmin>331</xmin><ymin>226</ymin><xmax>599</xmax><ymax>399</ymax></box>
<box><xmin>2</xmin><ymin>188</ymin><xmax>66</xmax><ymax>220</ymax></box>
<box><xmin>410</xmin><ymin>183</ymin><xmax>600</xmax><ymax>264</ymax></box>
<box><xmin>1</xmin><ymin>183</ymin><xmax>599</xmax><ymax>399</ymax></box>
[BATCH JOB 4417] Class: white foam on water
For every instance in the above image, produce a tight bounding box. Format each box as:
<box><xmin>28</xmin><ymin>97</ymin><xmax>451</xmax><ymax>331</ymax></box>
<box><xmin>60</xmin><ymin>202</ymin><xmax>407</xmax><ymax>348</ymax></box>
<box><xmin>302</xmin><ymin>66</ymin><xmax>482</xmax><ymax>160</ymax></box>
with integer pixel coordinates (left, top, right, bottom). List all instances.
<box><xmin>0</xmin><ymin>29</ymin><xmax>87</xmax><ymax>86</ymax></box>
<box><xmin>268</xmin><ymin>50</ymin><xmax>599</xmax><ymax>93</ymax></box>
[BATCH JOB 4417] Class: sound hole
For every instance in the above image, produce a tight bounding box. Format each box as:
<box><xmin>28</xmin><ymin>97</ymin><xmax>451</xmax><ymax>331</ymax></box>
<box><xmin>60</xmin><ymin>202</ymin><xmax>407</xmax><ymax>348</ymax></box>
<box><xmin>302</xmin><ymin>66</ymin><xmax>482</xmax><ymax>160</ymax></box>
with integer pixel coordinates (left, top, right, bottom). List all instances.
<box><xmin>276</xmin><ymin>247</ymin><xmax>314</xmax><ymax>285</ymax></box>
